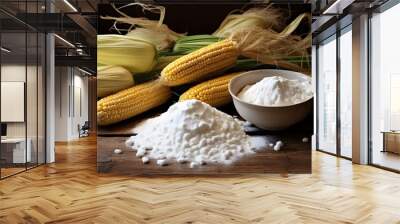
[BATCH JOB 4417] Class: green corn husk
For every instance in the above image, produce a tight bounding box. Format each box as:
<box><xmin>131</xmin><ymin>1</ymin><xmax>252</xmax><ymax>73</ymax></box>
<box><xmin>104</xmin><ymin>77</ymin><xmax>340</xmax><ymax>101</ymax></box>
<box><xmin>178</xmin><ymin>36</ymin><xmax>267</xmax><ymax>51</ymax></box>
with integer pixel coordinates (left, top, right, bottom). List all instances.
<box><xmin>97</xmin><ymin>65</ymin><xmax>134</xmax><ymax>98</ymax></box>
<box><xmin>97</xmin><ymin>34</ymin><xmax>157</xmax><ymax>73</ymax></box>
<box><xmin>133</xmin><ymin>56</ymin><xmax>182</xmax><ymax>83</ymax></box>
<box><xmin>172</xmin><ymin>35</ymin><xmax>223</xmax><ymax>54</ymax></box>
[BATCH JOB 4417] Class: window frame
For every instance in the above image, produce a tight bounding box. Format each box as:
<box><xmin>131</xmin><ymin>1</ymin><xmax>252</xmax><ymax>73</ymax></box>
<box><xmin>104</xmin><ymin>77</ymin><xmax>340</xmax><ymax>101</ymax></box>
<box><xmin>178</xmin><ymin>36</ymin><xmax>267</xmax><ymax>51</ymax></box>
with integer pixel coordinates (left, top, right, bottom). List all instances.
<box><xmin>315</xmin><ymin>22</ymin><xmax>353</xmax><ymax>161</ymax></box>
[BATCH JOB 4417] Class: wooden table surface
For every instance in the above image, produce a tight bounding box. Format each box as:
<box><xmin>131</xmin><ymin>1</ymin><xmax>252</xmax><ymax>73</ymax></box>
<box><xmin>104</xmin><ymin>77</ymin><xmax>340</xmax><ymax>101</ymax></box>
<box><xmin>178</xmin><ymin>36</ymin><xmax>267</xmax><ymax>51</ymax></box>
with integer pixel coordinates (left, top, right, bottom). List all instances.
<box><xmin>97</xmin><ymin>103</ymin><xmax>312</xmax><ymax>175</ymax></box>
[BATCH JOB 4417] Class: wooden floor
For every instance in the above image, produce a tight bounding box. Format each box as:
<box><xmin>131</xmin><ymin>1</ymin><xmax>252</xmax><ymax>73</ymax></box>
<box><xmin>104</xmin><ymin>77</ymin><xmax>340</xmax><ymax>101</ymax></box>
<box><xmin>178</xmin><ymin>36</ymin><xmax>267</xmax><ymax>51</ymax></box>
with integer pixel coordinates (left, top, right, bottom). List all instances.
<box><xmin>1</xmin><ymin>167</ymin><xmax>26</xmax><ymax>178</ymax></box>
<box><xmin>1</xmin><ymin>136</ymin><xmax>400</xmax><ymax>224</ymax></box>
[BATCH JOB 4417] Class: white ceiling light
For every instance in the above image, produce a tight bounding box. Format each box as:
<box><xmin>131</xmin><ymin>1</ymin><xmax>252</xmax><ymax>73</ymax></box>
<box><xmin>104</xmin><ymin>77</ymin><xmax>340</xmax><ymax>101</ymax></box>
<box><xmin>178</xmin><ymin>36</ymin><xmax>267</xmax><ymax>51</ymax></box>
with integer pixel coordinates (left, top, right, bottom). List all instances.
<box><xmin>76</xmin><ymin>48</ymin><xmax>85</xmax><ymax>55</ymax></box>
<box><xmin>78</xmin><ymin>67</ymin><xmax>92</xmax><ymax>76</ymax></box>
<box><xmin>54</xmin><ymin>34</ymin><xmax>75</xmax><ymax>48</ymax></box>
<box><xmin>63</xmin><ymin>0</ymin><xmax>78</xmax><ymax>12</ymax></box>
<box><xmin>323</xmin><ymin>0</ymin><xmax>354</xmax><ymax>15</ymax></box>
<box><xmin>1</xmin><ymin>47</ymin><xmax>11</xmax><ymax>53</ymax></box>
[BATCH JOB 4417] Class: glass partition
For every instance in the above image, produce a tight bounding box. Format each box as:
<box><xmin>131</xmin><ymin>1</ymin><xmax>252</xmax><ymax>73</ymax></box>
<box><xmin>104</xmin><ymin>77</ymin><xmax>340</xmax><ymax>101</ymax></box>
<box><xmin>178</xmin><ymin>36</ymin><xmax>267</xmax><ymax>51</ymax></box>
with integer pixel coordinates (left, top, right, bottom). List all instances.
<box><xmin>0</xmin><ymin>28</ymin><xmax>28</xmax><ymax>178</ymax></box>
<box><xmin>0</xmin><ymin>0</ymin><xmax>46</xmax><ymax>179</ymax></box>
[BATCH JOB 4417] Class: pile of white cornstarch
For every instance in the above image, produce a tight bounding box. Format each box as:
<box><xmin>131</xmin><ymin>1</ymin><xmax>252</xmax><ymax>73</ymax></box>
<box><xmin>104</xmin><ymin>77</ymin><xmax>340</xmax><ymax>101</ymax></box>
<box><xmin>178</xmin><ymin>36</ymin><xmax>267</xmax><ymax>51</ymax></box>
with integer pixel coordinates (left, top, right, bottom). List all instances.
<box><xmin>126</xmin><ymin>100</ymin><xmax>256</xmax><ymax>167</ymax></box>
<box><xmin>238</xmin><ymin>76</ymin><xmax>313</xmax><ymax>106</ymax></box>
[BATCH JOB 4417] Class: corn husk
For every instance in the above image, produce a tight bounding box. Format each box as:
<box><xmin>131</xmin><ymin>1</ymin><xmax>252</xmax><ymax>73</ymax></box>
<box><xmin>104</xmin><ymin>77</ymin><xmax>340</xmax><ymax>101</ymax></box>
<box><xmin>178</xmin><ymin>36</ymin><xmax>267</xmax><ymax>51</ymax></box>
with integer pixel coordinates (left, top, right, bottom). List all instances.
<box><xmin>101</xmin><ymin>3</ymin><xmax>183</xmax><ymax>50</ymax></box>
<box><xmin>97</xmin><ymin>65</ymin><xmax>134</xmax><ymax>98</ymax></box>
<box><xmin>154</xmin><ymin>55</ymin><xmax>182</xmax><ymax>71</ymax></box>
<box><xmin>127</xmin><ymin>27</ymin><xmax>175</xmax><ymax>50</ymax></box>
<box><xmin>132</xmin><ymin>55</ymin><xmax>182</xmax><ymax>84</ymax></box>
<box><xmin>212</xmin><ymin>6</ymin><xmax>311</xmax><ymax>73</ymax></box>
<box><xmin>231</xmin><ymin>27</ymin><xmax>311</xmax><ymax>73</ymax></box>
<box><xmin>228</xmin><ymin>13</ymin><xmax>311</xmax><ymax>73</ymax></box>
<box><xmin>97</xmin><ymin>34</ymin><xmax>157</xmax><ymax>73</ymax></box>
<box><xmin>172</xmin><ymin>35</ymin><xmax>223</xmax><ymax>54</ymax></box>
<box><xmin>213</xmin><ymin>7</ymin><xmax>282</xmax><ymax>38</ymax></box>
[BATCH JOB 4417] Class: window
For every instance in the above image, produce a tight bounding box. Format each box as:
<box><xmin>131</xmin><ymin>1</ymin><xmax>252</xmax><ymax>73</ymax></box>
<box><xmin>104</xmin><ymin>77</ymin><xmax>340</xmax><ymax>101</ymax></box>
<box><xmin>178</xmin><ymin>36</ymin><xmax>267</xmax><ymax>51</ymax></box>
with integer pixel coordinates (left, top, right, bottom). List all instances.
<box><xmin>339</xmin><ymin>27</ymin><xmax>352</xmax><ymax>158</ymax></box>
<box><xmin>370</xmin><ymin>3</ymin><xmax>400</xmax><ymax>171</ymax></box>
<box><xmin>316</xmin><ymin>24</ymin><xmax>353</xmax><ymax>158</ymax></box>
<box><xmin>317</xmin><ymin>35</ymin><xmax>337</xmax><ymax>154</ymax></box>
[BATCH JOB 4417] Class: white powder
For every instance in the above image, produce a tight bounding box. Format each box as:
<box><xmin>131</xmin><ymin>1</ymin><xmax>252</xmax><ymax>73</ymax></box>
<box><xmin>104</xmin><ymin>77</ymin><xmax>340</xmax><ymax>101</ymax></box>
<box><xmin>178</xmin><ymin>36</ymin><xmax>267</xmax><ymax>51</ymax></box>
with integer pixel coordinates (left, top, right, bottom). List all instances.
<box><xmin>141</xmin><ymin>156</ymin><xmax>150</xmax><ymax>164</ymax></box>
<box><xmin>126</xmin><ymin>100</ymin><xmax>255</xmax><ymax>166</ymax></box>
<box><xmin>273</xmin><ymin>140</ymin><xmax>284</xmax><ymax>151</ymax></box>
<box><xmin>113</xmin><ymin>148</ymin><xmax>122</xmax><ymax>154</ymax></box>
<box><xmin>249</xmin><ymin>136</ymin><xmax>269</xmax><ymax>152</ymax></box>
<box><xmin>238</xmin><ymin>76</ymin><xmax>313</xmax><ymax>106</ymax></box>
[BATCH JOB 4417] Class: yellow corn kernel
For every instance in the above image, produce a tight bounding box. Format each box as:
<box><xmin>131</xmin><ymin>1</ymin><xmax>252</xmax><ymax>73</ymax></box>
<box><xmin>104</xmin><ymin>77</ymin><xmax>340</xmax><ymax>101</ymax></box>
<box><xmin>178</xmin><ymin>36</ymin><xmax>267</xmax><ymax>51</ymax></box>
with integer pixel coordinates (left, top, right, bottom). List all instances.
<box><xmin>179</xmin><ymin>72</ymin><xmax>240</xmax><ymax>107</ymax></box>
<box><xmin>161</xmin><ymin>39</ymin><xmax>239</xmax><ymax>86</ymax></box>
<box><xmin>97</xmin><ymin>80</ymin><xmax>171</xmax><ymax>126</ymax></box>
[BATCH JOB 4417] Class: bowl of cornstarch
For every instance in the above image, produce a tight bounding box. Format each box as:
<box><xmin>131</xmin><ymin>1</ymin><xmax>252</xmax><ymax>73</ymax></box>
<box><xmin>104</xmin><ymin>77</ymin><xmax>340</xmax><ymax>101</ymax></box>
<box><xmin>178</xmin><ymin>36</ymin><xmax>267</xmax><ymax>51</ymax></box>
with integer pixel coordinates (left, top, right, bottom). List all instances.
<box><xmin>229</xmin><ymin>69</ymin><xmax>313</xmax><ymax>130</ymax></box>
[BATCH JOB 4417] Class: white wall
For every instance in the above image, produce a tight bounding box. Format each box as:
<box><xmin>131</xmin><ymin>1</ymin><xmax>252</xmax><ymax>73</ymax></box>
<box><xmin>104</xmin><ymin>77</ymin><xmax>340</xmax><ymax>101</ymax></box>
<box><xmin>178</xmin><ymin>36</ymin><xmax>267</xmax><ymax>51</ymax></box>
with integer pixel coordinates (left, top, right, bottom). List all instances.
<box><xmin>1</xmin><ymin>65</ymin><xmax>25</xmax><ymax>138</ymax></box>
<box><xmin>55</xmin><ymin>66</ymin><xmax>69</xmax><ymax>141</ymax></box>
<box><xmin>1</xmin><ymin>64</ymin><xmax>46</xmax><ymax>164</ymax></box>
<box><xmin>1</xmin><ymin>65</ymin><xmax>41</xmax><ymax>138</ymax></box>
<box><xmin>54</xmin><ymin>66</ymin><xmax>89</xmax><ymax>141</ymax></box>
<box><xmin>72</xmin><ymin>73</ymin><xmax>89</xmax><ymax>138</ymax></box>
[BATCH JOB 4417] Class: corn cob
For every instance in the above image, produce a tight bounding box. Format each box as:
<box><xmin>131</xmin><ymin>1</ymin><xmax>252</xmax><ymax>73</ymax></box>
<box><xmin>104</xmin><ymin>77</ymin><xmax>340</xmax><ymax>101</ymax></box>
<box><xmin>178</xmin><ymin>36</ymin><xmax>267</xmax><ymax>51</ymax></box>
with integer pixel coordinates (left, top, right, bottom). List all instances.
<box><xmin>97</xmin><ymin>80</ymin><xmax>171</xmax><ymax>126</ymax></box>
<box><xmin>97</xmin><ymin>35</ymin><xmax>157</xmax><ymax>73</ymax></box>
<box><xmin>179</xmin><ymin>73</ymin><xmax>240</xmax><ymax>107</ymax></box>
<box><xmin>161</xmin><ymin>39</ymin><xmax>239</xmax><ymax>86</ymax></box>
<box><xmin>97</xmin><ymin>65</ymin><xmax>134</xmax><ymax>98</ymax></box>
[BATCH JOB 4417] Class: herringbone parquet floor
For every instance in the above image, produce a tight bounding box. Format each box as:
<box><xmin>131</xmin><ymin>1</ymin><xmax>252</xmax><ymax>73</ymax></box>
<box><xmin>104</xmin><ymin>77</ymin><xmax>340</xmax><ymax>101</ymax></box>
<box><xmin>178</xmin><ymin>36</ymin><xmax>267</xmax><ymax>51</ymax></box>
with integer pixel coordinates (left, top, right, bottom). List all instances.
<box><xmin>1</xmin><ymin>136</ymin><xmax>400</xmax><ymax>224</ymax></box>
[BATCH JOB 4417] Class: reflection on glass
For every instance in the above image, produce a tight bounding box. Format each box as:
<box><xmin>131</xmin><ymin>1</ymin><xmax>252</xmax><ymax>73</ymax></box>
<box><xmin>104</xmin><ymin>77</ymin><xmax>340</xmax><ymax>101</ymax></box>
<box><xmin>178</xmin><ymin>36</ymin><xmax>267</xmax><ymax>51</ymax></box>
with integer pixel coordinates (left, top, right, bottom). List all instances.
<box><xmin>340</xmin><ymin>28</ymin><xmax>352</xmax><ymax>158</ymax></box>
<box><xmin>371</xmin><ymin>4</ymin><xmax>400</xmax><ymax>171</ymax></box>
<box><xmin>317</xmin><ymin>36</ymin><xmax>337</xmax><ymax>154</ymax></box>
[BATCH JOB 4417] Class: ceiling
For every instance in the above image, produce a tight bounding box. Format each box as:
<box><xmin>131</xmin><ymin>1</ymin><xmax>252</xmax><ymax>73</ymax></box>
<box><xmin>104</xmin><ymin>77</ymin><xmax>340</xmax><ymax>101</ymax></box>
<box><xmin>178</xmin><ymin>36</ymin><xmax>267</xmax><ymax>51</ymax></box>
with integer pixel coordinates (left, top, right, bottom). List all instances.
<box><xmin>311</xmin><ymin>0</ymin><xmax>391</xmax><ymax>43</ymax></box>
<box><xmin>0</xmin><ymin>0</ymin><xmax>101</xmax><ymax>73</ymax></box>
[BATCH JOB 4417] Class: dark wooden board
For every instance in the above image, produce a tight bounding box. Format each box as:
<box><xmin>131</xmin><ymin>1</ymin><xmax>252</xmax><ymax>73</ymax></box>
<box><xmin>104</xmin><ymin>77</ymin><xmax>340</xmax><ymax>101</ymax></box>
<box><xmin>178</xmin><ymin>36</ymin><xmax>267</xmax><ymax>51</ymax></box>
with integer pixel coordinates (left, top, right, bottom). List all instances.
<box><xmin>97</xmin><ymin>134</ymin><xmax>311</xmax><ymax>175</ymax></box>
